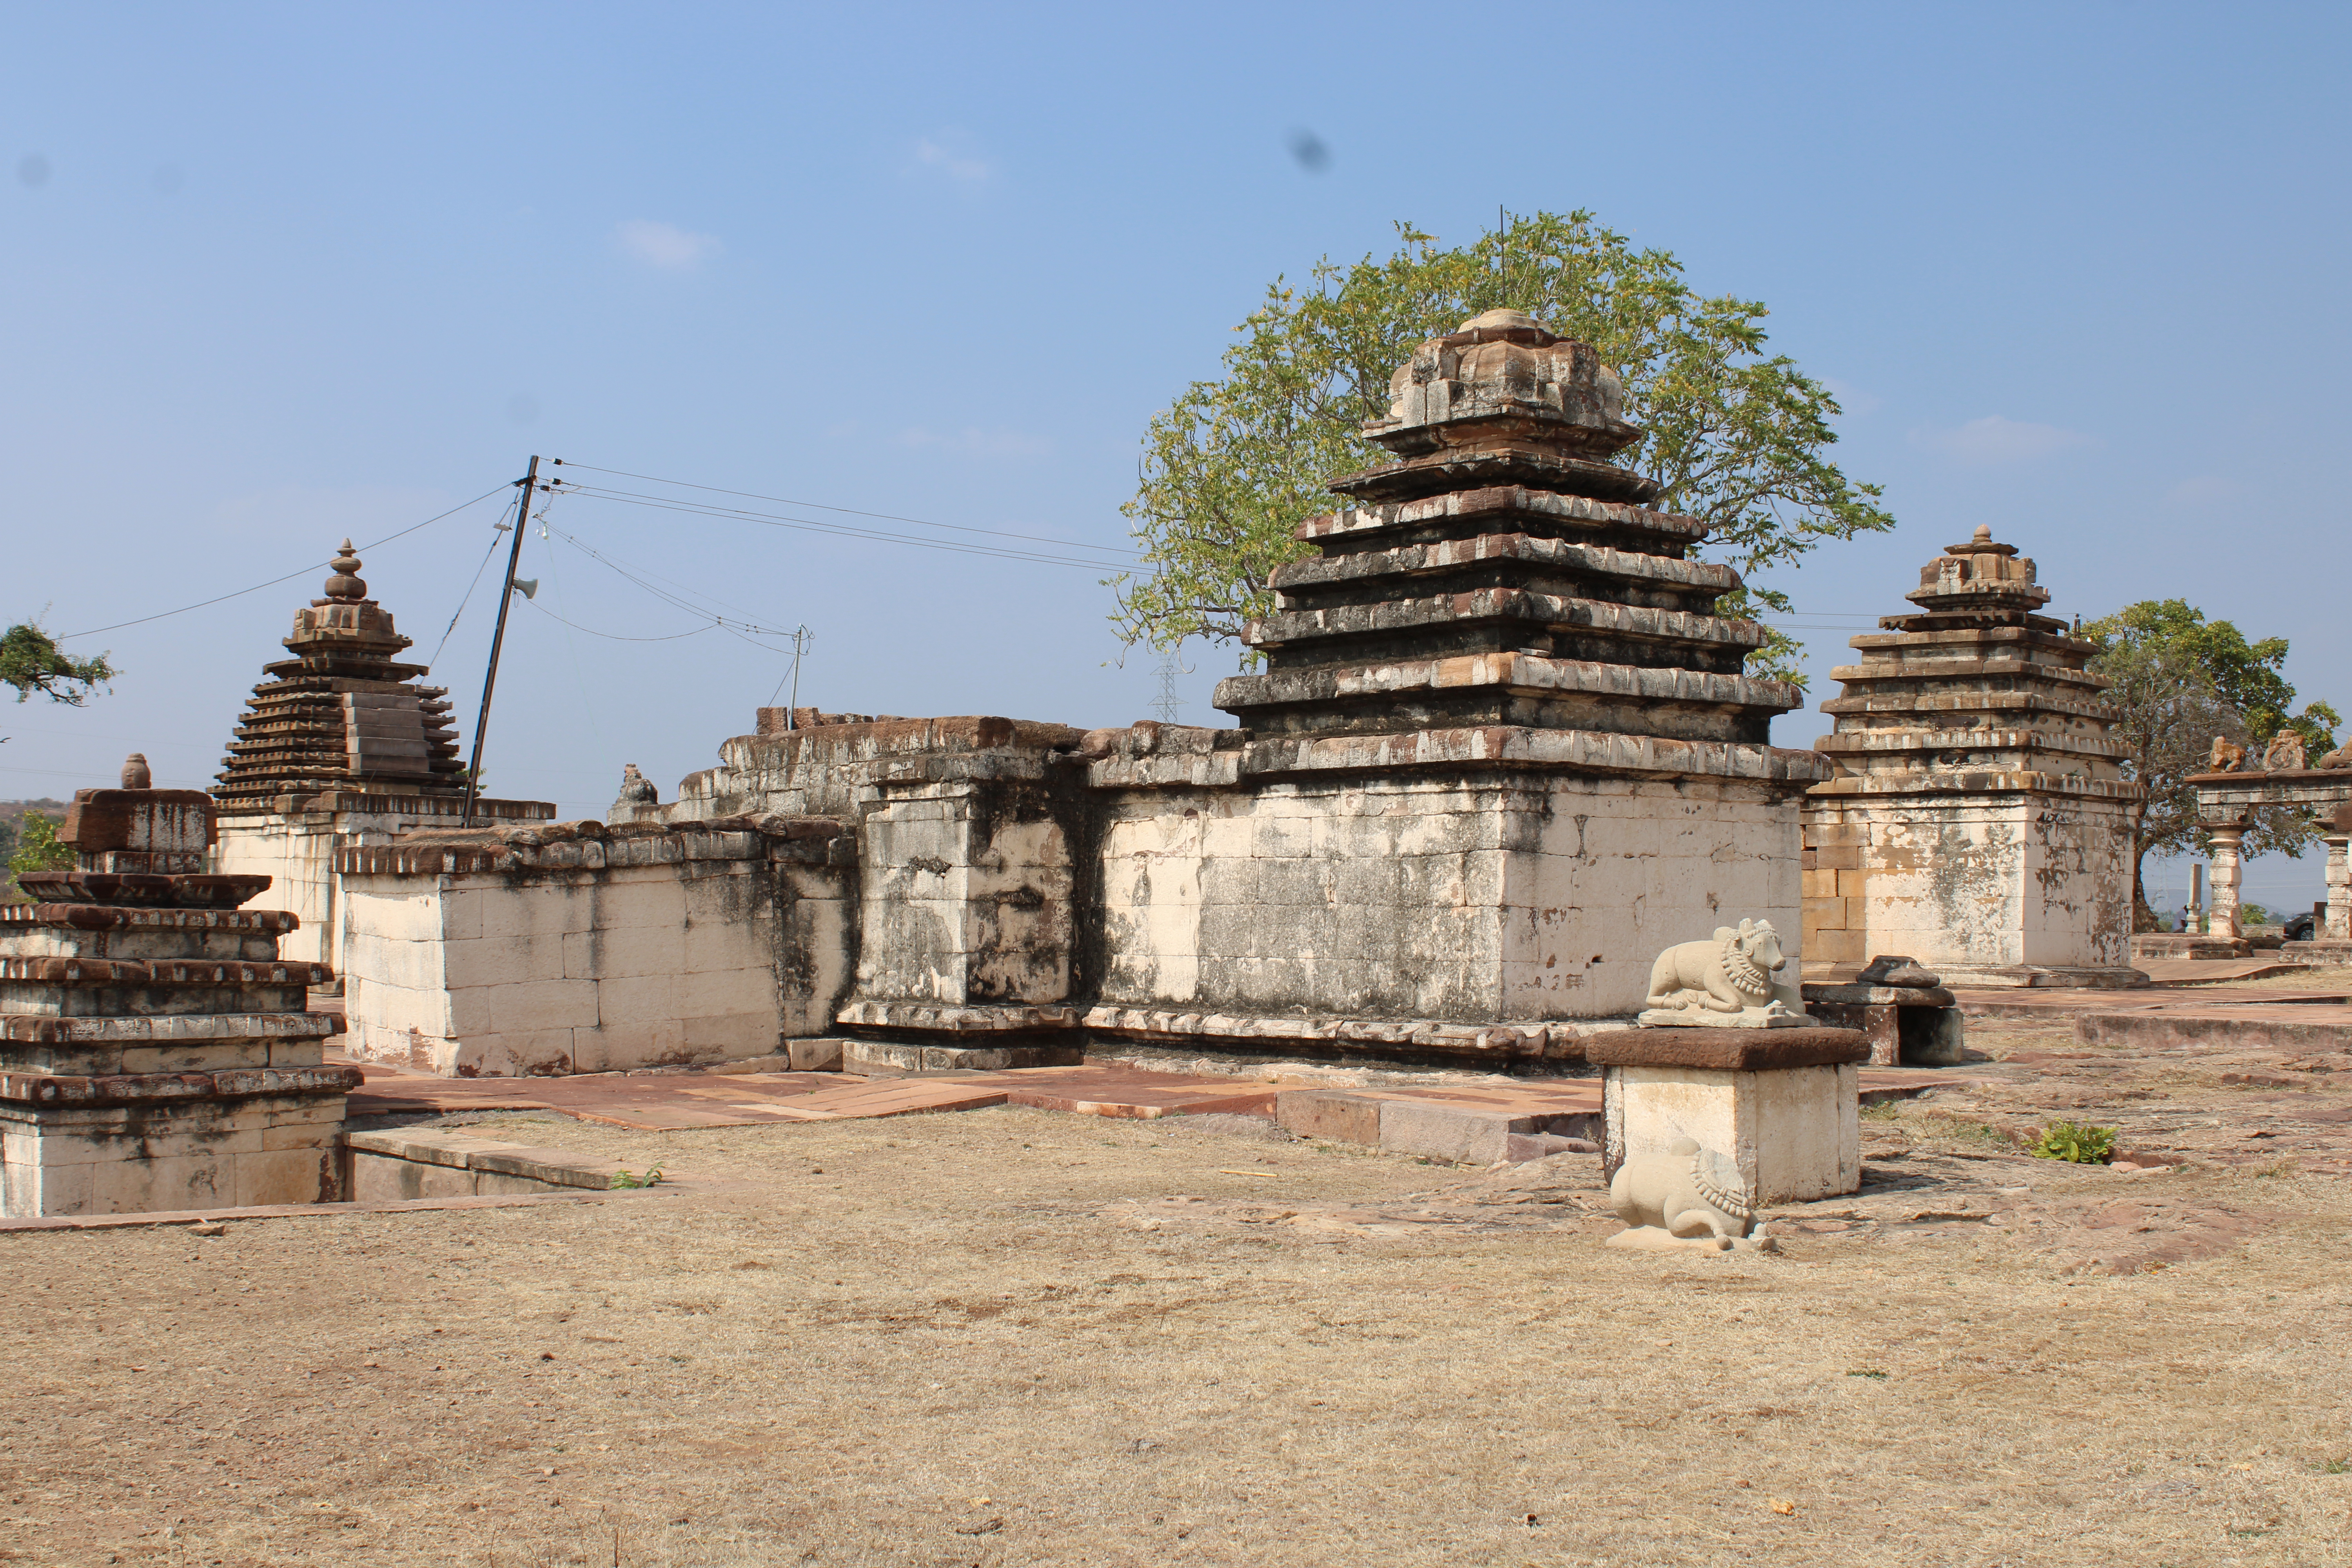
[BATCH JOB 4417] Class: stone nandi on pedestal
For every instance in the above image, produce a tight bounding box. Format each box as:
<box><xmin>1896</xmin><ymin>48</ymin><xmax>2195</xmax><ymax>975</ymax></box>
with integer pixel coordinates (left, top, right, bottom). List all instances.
<box><xmin>1639</xmin><ymin>918</ymin><xmax>1809</xmax><ymax>1028</ymax></box>
<box><xmin>1592</xmin><ymin>923</ymin><xmax>1869</xmax><ymax>1245</ymax></box>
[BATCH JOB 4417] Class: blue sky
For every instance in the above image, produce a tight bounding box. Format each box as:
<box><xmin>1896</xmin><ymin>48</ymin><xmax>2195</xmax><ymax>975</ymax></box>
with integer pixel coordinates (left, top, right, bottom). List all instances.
<box><xmin>5</xmin><ymin>2</ymin><xmax>2345</xmax><ymax>912</ymax></box>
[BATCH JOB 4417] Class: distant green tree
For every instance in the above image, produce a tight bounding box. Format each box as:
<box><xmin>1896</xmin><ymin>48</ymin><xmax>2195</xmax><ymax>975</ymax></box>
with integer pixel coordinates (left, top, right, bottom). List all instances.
<box><xmin>0</xmin><ymin>620</ymin><xmax>115</xmax><ymax>705</ymax></box>
<box><xmin>7</xmin><ymin>811</ymin><xmax>74</xmax><ymax>880</ymax></box>
<box><xmin>2084</xmin><ymin>600</ymin><xmax>2341</xmax><ymax>930</ymax></box>
<box><xmin>1109</xmin><ymin>211</ymin><xmax>1896</xmax><ymax>682</ymax></box>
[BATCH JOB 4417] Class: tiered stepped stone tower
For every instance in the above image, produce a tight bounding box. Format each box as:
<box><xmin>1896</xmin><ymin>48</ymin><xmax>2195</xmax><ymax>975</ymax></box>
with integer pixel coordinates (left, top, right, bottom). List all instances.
<box><xmin>1803</xmin><ymin>526</ymin><xmax>2144</xmax><ymax>987</ymax></box>
<box><xmin>1216</xmin><ymin>309</ymin><xmax>1804</xmax><ymax>760</ymax></box>
<box><xmin>336</xmin><ymin>308</ymin><xmax>1838</xmax><ymax>1074</ymax></box>
<box><xmin>210</xmin><ymin>542</ymin><xmax>553</xmax><ymax>970</ymax></box>
<box><xmin>2</xmin><ymin>758</ymin><xmax>357</xmax><ymax>1216</ymax></box>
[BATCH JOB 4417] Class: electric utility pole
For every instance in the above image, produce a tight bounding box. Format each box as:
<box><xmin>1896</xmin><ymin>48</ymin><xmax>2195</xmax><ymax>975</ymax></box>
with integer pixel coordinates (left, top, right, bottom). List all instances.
<box><xmin>461</xmin><ymin>455</ymin><xmax>539</xmax><ymax>827</ymax></box>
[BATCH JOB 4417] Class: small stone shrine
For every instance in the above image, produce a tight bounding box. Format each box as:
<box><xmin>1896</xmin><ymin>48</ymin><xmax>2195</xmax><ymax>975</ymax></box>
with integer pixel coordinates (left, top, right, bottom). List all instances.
<box><xmin>338</xmin><ymin>309</ymin><xmax>1835</xmax><ymax>1074</ymax></box>
<box><xmin>1</xmin><ymin>757</ymin><xmax>356</xmax><ymax>1217</ymax></box>
<box><xmin>1803</xmin><ymin>526</ymin><xmax>2145</xmax><ymax>987</ymax></box>
<box><xmin>209</xmin><ymin>541</ymin><xmax>553</xmax><ymax>972</ymax></box>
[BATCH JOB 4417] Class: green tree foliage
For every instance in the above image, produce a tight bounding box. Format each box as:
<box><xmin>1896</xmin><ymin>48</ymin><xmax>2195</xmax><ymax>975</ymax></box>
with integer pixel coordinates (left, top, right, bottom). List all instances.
<box><xmin>7</xmin><ymin>811</ymin><xmax>74</xmax><ymax>880</ymax></box>
<box><xmin>1109</xmin><ymin>212</ymin><xmax>1895</xmax><ymax>681</ymax></box>
<box><xmin>2084</xmin><ymin>599</ymin><xmax>2341</xmax><ymax>929</ymax></box>
<box><xmin>0</xmin><ymin>621</ymin><xmax>115</xmax><ymax>705</ymax></box>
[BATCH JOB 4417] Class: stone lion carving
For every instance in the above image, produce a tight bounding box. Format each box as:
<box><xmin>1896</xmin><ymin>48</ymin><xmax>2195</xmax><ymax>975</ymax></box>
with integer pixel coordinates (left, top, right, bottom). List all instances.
<box><xmin>1639</xmin><ymin>918</ymin><xmax>1808</xmax><ymax>1028</ymax></box>
<box><xmin>1606</xmin><ymin>1136</ymin><xmax>1768</xmax><ymax>1252</ymax></box>
<box><xmin>2321</xmin><ymin>741</ymin><xmax>2352</xmax><ymax>771</ymax></box>
<box><xmin>2263</xmin><ymin>730</ymin><xmax>2308</xmax><ymax>772</ymax></box>
<box><xmin>2209</xmin><ymin>736</ymin><xmax>2247</xmax><ymax>773</ymax></box>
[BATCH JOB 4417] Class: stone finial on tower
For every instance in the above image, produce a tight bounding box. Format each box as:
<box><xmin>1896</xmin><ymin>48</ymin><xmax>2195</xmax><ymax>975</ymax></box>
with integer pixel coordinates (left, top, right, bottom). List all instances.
<box><xmin>121</xmin><ymin>752</ymin><xmax>152</xmax><ymax>790</ymax></box>
<box><xmin>323</xmin><ymin>539</ymin><xmax>367</xmax><ymax>603</ymax></box>
<box><xmin>1904</xmin><ymin>525</ymin><xmax>2052</xmax><ymax>617</ymax></box>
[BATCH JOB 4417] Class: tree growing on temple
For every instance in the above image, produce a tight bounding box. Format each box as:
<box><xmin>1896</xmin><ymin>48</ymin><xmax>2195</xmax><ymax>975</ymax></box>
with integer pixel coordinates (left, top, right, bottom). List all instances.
<box><xmin>1108</xmin><ymin>212</ymin><xmax>1895</xmax><ymax>682</ymax></box>
<box><xmin>0</xmin><ymin>620</ymin><xmax>115</xmax><ymax>705</ymax></box>
<box><xmin>2083</xmin><ymin>599</ymin><xmax>2341</xmax><ymax>930</ymax></box>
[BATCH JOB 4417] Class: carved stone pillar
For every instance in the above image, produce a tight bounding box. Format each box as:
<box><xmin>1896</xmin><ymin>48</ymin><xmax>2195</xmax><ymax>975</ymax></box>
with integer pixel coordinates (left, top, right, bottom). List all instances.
<box><xmin>2207</xmin><ymin>826</ymin><xmax>2246</xmax><ymax>940</ymax></box>
<box><xmin>2324</xmin><ymin>834</ymin><xmax>2351</xmax><ymax>942</ymax></box>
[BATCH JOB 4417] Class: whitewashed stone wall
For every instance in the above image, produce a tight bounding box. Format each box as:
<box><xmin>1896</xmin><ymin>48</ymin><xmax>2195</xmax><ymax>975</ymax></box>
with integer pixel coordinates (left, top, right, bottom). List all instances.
<box><xmin>1804</xmin><ymin>793</ymin><xmax>2136</xmax><ymax>978</ymax></box>
<box><xmin>856</xmin><ymin>785</ymin><xmax>1073</xmax><ymax>1006</ymax></box>
<box><xmin>212</xmin><ymin>793</ymin><xmax>554</xmax><ymax>969</ymax></box>
<box><xmin>338</xmin><ymin>822</ymin><xmax>854</xmax><ymax>1076</ymax></box>
<box><xmin>1094</xmin><ymin>773</ymin><xmax>1800</xmax><ymax>1024</ymax></box>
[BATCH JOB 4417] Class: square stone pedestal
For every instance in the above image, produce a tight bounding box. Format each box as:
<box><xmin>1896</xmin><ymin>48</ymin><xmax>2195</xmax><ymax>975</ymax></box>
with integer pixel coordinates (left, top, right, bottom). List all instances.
<box><xmin>1588</xmin><ymin>1027</ymin><xmax>1867</xmax><ymax>1205</ymax></box>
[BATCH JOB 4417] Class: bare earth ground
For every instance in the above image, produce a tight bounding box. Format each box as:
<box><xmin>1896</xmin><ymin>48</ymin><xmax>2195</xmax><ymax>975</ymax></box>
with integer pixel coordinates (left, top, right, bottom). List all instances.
<box><xmin>8</xmin><ymin>991</ymin><xmax>2352</xmax><ymax>1567</ymax></box>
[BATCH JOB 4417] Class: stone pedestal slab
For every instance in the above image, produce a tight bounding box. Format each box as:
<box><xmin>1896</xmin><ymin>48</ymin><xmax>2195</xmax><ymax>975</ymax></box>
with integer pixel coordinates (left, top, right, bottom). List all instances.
<box><xmin>1589</xmin><ymin>1027</ymin><xmax>1866</xmax><ymax>1205</ymax></box>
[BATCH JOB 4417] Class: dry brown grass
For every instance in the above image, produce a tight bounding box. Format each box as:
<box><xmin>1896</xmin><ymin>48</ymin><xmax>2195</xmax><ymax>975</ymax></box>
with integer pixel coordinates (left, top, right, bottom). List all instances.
<box><xmin>5</xmin><ymin>1089</ymin><xmax>2352</xmax><ymax>1567</ymax></box>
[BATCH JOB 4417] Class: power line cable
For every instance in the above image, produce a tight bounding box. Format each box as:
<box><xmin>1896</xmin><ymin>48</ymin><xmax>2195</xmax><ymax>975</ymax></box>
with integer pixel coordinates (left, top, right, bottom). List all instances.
<box><xmin>523</xmin><ymin>601</ymin><xmax>718</xmax><ymax>643</ymax></box>
<box><xmin>550</xmin><ymin>460</ymin><xmax>1133</xmax><ymax>559</ymax></box>
<box><xmin>58</xmin><ymin>485</ymin><xmax>512</xmax><ymax>640</ymax></box>
<box><xmin>426</xmin><ymin>492</ymin><xmax>522</xmax><ymax>670</ymax></box>
<box><xmin>551</xmin><ymin>483</ymin><xmax>1126</xmax><ymax>570</ymax></box>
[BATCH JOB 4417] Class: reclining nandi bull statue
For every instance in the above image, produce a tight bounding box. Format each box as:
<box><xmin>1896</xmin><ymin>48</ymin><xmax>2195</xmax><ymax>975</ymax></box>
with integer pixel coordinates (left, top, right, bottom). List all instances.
<box><xmin>1638</xmin><ymin>917</ymin><xmax>1810</xmax><ymax>1029</ymax></box>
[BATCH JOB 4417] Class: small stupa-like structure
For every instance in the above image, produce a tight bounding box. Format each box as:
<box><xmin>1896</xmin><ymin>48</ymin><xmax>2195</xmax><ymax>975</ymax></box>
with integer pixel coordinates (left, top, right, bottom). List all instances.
<box><xmin>209</xmin><ymin>541</ymin><xmax>555</xmax><ymax>969</ymax></box>
<box><xmin>1</xmin><ymin>756</ymin><xmax>356</xmax><ymax>1216</ymax></box>
<box><xmin>214</xmin><ymin>540</ymin><xmax>466</xmax><ymax>807</ymax></box>
<box><xmin>1803</xmin><ymin>526</ymin><xmax>2145</xmax><ymax>987</ymax></box>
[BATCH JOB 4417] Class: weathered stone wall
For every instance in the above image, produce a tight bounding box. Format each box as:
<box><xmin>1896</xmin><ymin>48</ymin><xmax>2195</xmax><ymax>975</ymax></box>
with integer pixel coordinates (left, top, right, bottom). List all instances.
<box><xmin>1803</xmin><ymin>794</ymin><xmax>2136</xmax><ymax>975</ymax></box>
<box><xmin>212</xmin><ymin>793</ymin><xmax>554</xmax><ymax>969</ymax></box>
<box><xmin>856</xmin><ymin>782</ymin><xmax>1076</xmax><ymax>1006</ymax></box>
<box><xmin>337</xmin><ymin>819</ymin><xmax>855</xmax><ymax>1076</ymax></box>
<box><xmin>1091</xmin><ymin>773</ymin><xmax>1800</xmax><ymax>1025</ymax></box>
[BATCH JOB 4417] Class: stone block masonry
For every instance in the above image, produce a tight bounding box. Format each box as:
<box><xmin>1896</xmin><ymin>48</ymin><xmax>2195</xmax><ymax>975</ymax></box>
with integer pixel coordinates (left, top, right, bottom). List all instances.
<box><xmin>2</xmin><ymin>757</ymin><xmax>358</xmax><ymax>1217</ymax></box>
<box><xmin>336</xmin><ymin>815</ymin><xmax>857</xmax><ymax>1076</ymax></box>
<box><xmin>333</xmin><ymin>310</ymin><xmax>1835</xmax><ymax>1075</ymax></box>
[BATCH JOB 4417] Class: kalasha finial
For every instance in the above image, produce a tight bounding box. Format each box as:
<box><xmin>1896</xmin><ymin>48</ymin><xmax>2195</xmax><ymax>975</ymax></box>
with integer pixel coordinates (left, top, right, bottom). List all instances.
<box><xmin>121</xmin><ymin>752</ymin><xmax>152</xmax><ymax>789</ymax></box>
<box><xmin>324</xmin><ymin>539</ymin><xmax>367</xmax><ymax>602</ymax></box>
<box><xmin>1972</xmin><ymin>524</ymin><xmax>1993</xmax><ymax>544</ymax></box>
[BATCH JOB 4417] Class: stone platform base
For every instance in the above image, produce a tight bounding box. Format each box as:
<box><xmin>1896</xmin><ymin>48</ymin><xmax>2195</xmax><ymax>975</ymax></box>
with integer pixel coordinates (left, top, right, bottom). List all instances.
<box><xmin>1587</xmin><ymin>1027</ymin><xmax>1866</xmax><ymax>1205</ymax></box>
<box><xmin>1937</xmin><ymin>964</ymin><xmax>2151</xmax><ymax>989</ymax></box>
<box><xmin>1</xmin><ymin>1073</ymin><xmax>357</xmax><ymax>1217</ymax></box>
<box><xmin>345</xmin><ymin>1127</ymin><xmax>635</xmax><ymax>1200</ymax></box>
<box><xmin>2132</xmin><ymin>935</ymin><xmax>2252</xmax><ymax>961</ymax></box>
<box><xmin>2074</xmin><ymin>1005</ymin><xmax>2352</xmax><ymax>1053</ymax></box>
<box><xmin>2283</xmin><ymin>940</ymin><xmax>2352</xmax><ymax>965</ymax></box>
<box><xmin>842</xmin><ymin>1039</ymin><xmax>1084</xmax><ymax>1076</ymax></box>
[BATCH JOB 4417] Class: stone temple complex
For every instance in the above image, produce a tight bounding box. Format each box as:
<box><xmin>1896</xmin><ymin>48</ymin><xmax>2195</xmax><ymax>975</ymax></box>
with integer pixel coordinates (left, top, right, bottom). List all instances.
<box><xmin>1802</xmin><ymin>526</ymin><xmax>2144</xmax><ymax>988</ymax></box>
<box><xmin>209</xmin><ymin>541</ymin><xmax>553</xmax><ymax>975</ymax></box>
<box><xmin>336</xmin><ymin>309</ymin><xmax>1837</xmax><ymax>1076</ymax></box>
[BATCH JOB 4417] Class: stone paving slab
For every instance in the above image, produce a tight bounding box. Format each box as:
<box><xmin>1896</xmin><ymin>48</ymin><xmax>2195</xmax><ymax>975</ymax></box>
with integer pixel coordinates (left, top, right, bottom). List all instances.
<box><xmin>0</xmin><ymin>1190</ymin><xmax>626</xmax><ymax>1233</ymax></box>
<box><xmin>1955</xmin><ymin>985</ymin><xmax>2352</xmax><ymax>1019</ymax></box>
<box><xmin>2135</xmin><ymin>958</ymin><xmax>2314</xmax><ymax>985</ymax></box>
<box><xmin>2074</xmin><ymin>1005</ymin><xmax>2352</xmax><ymax>1053</ymax></box>
<box><xmin>344</xmin><ymin>1058</ymin><xmax>1973</xmax><ymax>1138</ymax></box>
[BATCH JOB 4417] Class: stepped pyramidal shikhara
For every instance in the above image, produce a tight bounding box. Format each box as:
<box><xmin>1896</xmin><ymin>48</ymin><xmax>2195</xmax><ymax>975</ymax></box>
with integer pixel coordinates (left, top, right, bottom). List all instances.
<box><xmin>212</xmin><ymin>540</ymin><xmax>466</xmax><ymax>811</ymax></box>
<box><xmin>1802</xmin><ymin>525</ymin><xmax>2144</xmax><ymax>988</ymax></box>
<box><xmin>1216</xmin><ymin>307</ymin><xmax>1813</xmax><ymax>768</ymax></box>
<box><xmin>205</xmin><ymin>540</ymin><xmax>553</xmax><ymax>974</ymax></box>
